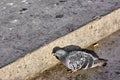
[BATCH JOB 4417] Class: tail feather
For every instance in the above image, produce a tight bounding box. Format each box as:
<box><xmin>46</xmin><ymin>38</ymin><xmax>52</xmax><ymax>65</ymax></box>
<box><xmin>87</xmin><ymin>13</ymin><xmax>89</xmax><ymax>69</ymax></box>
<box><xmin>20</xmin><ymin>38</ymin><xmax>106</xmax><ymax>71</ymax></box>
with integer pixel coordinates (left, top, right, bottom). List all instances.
<box><xmin>91</xmin><ymin>58</ymin><xmax>108</xmax><ymax>68</ymax></box>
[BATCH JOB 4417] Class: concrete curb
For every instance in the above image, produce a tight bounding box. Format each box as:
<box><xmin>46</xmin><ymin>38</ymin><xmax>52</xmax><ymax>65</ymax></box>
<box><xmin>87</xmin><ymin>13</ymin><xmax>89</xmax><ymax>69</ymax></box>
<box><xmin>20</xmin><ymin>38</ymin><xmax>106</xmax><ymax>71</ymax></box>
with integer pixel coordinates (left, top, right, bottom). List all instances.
<box><xmin>0</xmin><ymin>8</ymin><xmax>120</xmax><ymax>80</ymax></box>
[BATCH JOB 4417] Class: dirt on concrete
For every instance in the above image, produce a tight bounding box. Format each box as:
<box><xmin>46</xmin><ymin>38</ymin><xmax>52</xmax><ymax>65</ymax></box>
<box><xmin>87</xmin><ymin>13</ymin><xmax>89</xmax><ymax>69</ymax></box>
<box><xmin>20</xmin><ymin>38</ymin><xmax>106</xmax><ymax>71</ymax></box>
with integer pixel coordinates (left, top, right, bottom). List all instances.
<box><xmin>0</xmin><ymin>0</ymin><xmax>120</xmax><ymax>68</ymax></box>
<box><xmin>35</xmin><ymin>30</ymin><xmax>120</xmax><ymax>80</ymax></box>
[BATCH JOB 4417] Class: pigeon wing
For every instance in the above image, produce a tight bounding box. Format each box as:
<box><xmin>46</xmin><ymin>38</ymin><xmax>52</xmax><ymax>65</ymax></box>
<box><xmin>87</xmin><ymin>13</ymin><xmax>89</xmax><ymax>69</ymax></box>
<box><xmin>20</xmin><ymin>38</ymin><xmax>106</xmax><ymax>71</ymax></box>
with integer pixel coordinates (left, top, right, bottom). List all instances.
<box><xmin>81</xmin><ymin>49</ymin><xmax>99</xmax><ymax>58</ymax></box>
<box><xmin>63</xmin><ymin>45</ymin><xmax>81</xmax><ymax>53</ymax></box>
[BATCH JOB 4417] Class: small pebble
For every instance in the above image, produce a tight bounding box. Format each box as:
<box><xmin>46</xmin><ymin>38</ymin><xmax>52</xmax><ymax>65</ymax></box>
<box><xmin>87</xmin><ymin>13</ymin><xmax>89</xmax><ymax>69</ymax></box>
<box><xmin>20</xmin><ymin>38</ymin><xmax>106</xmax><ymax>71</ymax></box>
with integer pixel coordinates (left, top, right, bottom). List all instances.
<box><xmin>7</xmin><ymin>3</ymin><xmax>14</xmax><ymax>6</ymax></box>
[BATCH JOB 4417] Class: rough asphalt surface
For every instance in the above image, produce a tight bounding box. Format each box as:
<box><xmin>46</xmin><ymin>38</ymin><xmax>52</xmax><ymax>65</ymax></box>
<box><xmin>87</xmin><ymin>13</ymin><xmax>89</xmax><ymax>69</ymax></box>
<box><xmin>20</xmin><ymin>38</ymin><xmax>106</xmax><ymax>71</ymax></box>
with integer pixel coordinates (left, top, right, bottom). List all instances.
<box><xmin>0</xmin><ymin>0</ymin><xmax>120</xmax><ymax>68</ymax></box>
<box><xmin>36</xmin><ymin>30</ymin><xmax>120</xmax><ymax>80</ymax></box>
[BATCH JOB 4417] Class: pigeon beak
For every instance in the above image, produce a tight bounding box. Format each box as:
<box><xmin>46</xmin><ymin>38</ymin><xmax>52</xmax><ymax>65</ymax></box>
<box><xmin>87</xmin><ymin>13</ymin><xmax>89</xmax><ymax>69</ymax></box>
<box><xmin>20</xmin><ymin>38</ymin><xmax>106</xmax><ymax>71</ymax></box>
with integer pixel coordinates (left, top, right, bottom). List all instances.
<box><xmin>52</xmin><ymin>53</ymin><xmax>55</xmax><ymax>56</ymax></box>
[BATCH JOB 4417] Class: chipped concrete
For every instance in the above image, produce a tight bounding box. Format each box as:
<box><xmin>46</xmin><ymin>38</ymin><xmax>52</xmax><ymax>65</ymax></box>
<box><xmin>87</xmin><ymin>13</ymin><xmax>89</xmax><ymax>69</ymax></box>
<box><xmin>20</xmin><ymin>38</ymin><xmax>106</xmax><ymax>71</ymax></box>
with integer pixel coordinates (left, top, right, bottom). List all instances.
<box><xmin>35</xmin><ymin>30</ymin><xmax>120</xmax><ymax>80</ymax></box>
<box><xmin>0</xmin><ymin>8</ymin><xmax>120</xmax><ymax>80</ymax></box>
<box><xmin>0</xmin><ymin>0</ymin><xmax>120</xmax><ymax>68</ymax></box>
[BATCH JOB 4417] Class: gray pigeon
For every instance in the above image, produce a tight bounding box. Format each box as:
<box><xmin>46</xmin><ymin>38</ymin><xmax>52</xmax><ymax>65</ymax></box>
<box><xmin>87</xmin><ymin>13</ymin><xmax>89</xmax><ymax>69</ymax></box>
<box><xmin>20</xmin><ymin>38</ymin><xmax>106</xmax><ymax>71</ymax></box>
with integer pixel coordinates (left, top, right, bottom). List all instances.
<box><xmin>52</xmin><ymin>45</ymin><xmax>107</xmax><ymax>73</ymax></box>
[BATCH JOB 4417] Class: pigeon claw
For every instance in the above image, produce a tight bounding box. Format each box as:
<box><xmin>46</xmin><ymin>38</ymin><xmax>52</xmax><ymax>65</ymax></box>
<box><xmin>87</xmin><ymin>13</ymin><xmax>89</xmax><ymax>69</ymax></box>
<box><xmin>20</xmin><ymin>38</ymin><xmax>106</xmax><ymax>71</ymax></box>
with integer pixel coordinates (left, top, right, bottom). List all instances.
<box><xmin>67</xmin><ymin>69</ymin><xmax>78</xmax><ymax>73</ymax></box>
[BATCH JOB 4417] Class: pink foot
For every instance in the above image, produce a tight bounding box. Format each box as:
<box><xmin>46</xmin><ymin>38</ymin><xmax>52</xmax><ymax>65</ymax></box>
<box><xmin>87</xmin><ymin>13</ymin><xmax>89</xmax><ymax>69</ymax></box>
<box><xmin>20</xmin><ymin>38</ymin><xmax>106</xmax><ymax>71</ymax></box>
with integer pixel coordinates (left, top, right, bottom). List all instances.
<box><xmin>67</xmin><ymin>69</ymin><xmax>77</xmax><ymax>73</ymax></box>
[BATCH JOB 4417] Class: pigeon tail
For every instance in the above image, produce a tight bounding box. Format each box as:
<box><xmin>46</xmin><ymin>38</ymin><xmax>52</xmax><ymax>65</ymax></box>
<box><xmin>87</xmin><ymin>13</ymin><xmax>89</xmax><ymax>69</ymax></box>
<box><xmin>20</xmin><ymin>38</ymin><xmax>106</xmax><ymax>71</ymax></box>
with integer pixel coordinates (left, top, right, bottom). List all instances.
<box><xmin>91</xmin><ymin>58</ymin><xmax>108</xmax><ymax>68</ymax></box>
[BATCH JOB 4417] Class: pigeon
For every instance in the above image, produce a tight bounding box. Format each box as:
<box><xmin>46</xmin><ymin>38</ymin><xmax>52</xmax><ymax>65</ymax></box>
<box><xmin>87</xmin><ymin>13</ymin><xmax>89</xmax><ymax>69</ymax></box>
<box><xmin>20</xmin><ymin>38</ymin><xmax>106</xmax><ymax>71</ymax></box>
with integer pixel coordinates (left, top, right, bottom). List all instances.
<box><xmin>52</xmin><ymin>45</ymin><xmax>107</xmax><ymax>73</ymax></box>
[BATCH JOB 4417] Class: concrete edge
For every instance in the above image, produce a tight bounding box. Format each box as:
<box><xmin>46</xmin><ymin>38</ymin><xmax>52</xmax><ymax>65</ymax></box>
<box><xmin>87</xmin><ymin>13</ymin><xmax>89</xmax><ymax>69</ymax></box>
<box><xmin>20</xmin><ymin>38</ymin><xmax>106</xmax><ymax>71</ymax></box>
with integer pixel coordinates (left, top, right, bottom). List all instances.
<box><xmin>0</xmin><ymin>8</ymin><xmax>120</xmax><ymax>80</ymax></box>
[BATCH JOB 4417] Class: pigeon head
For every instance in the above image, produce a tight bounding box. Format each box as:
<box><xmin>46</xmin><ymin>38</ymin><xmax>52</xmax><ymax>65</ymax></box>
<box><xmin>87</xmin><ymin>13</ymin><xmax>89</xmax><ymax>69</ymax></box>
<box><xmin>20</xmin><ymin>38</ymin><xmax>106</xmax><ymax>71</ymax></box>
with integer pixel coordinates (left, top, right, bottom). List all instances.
<box><xmin>52</xmin><ymin>46</ymin><xmax>61</xmax><ymax>53</ymax></box>
<box><xmin>52</xmin><ymin>46</ymin><xmax>67</xmax><ymax>59</ymax></box>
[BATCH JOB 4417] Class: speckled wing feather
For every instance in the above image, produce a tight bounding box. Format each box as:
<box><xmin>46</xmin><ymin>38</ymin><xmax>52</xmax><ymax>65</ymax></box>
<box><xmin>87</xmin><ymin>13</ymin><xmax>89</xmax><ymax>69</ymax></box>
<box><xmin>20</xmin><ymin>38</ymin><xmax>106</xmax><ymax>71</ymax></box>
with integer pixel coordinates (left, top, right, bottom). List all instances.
<box><xmin>64</xmin><ymin>51</ymin><xmax>94</xmax><ymax>70</ymax></box>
